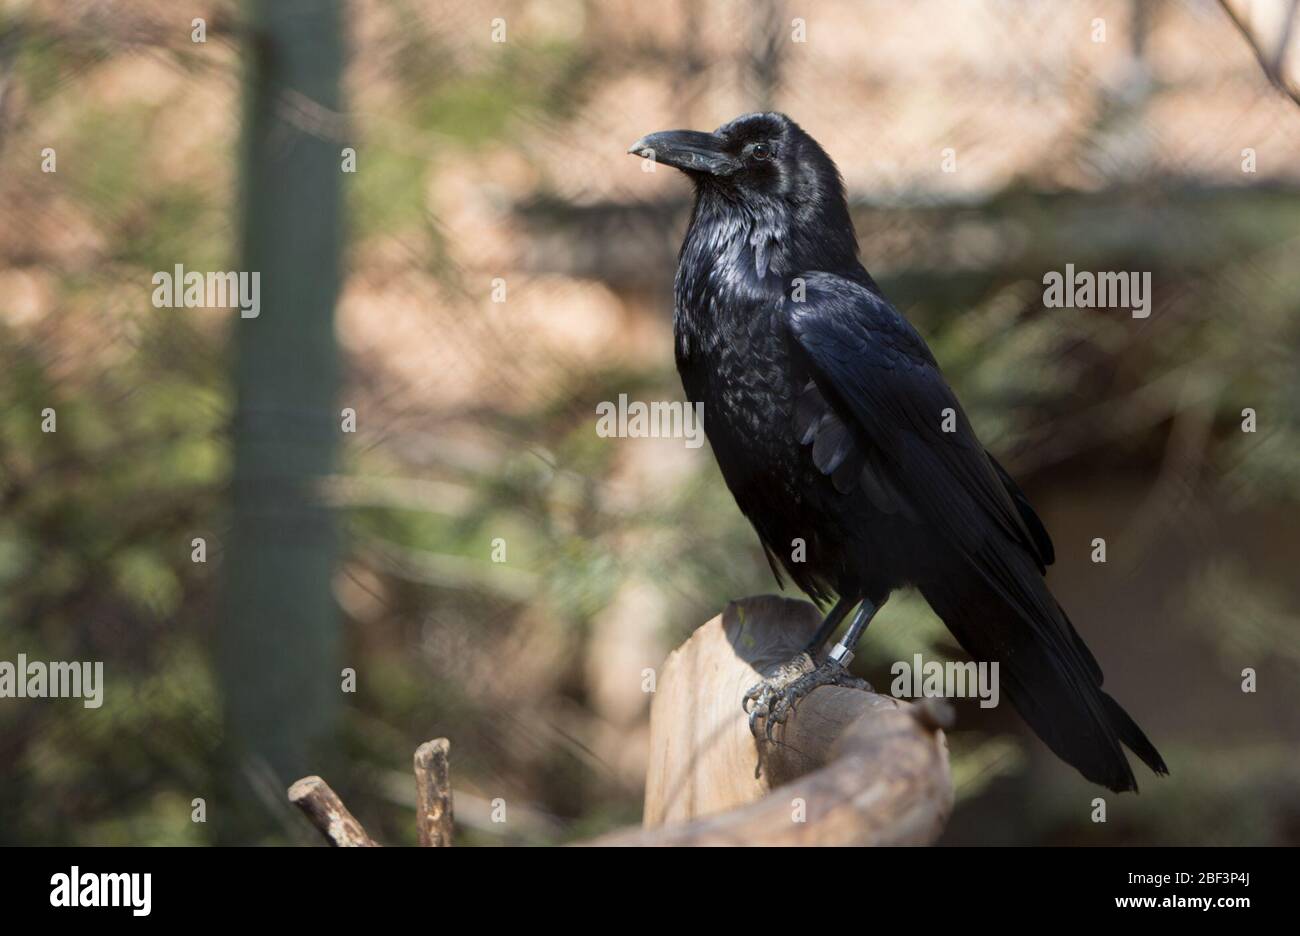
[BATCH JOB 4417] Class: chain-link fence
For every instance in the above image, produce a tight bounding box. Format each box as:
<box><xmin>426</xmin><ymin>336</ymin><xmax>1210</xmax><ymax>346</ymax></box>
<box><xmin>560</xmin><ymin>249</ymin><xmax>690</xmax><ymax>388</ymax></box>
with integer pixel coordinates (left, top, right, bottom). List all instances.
<box><xmin>2</xmin><ymin>0</ymin><xmax>1299</xmax><ymax>845</ymax></box>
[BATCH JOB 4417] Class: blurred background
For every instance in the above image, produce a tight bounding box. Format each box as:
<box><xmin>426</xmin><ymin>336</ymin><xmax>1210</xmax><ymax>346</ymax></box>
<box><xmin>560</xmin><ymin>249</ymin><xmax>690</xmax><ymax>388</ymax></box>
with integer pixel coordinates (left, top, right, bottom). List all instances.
<box><xmin>1</xmin><ymin>0</ymin><xmax>1298</xmax><ymax>845</ymax></box>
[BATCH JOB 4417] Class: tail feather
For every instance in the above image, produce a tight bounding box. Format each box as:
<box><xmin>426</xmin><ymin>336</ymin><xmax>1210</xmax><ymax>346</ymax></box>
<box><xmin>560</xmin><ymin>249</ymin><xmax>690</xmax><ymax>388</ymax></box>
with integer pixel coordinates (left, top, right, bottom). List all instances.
<box><xmin>1099</xmin><ymin>690</ymin><xmax>1169</xmax><ymax>779</ymax></box>
<box><xmin>920</xmin><ymin>563</ymin><xmax>1166</xmax><ymax>793</ymax></box>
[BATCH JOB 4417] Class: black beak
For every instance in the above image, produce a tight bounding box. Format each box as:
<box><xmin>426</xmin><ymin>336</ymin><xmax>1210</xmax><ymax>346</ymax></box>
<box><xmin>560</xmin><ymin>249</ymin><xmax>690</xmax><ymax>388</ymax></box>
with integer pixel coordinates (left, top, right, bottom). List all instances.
<box><xmin>627</xmin><ymin>129</ymin><xmax>733</xmax><ymax>175</ymax></box>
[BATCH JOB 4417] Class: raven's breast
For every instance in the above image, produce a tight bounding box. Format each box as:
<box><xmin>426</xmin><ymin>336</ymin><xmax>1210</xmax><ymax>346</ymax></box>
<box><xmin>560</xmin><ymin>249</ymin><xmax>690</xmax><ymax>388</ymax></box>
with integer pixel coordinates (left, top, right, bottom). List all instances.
<box><xmin>675</xmin><ymin>280</ymin><xmax>859</xmax><ymax>601</ymax></box>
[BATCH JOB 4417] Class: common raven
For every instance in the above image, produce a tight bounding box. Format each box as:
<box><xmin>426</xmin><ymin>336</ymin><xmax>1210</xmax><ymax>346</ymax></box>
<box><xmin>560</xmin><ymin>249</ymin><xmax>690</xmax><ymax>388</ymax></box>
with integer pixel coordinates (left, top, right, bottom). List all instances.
<box><xmin>629</xmin><ymin>112</ymin><xmax>1167</xmax><ymax>792</ymax></box>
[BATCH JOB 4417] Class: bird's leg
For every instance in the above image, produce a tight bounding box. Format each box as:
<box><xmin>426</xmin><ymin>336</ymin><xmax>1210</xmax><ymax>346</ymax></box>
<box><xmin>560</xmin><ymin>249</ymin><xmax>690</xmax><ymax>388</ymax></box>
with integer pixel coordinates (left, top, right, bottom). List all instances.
<box><xmin>742</xmin><ymin>597</ymin><xmax>854</xmax><ymax>735</ymax></box>
<box><xmin>744</xmin><ymin>598</ymin><xmax>881</xmax><ymax>741</ymax></box>
<box><xmin>801</xmin><ymin>595</ymin><xmax>854</xmax><ymax>658</ymax></box>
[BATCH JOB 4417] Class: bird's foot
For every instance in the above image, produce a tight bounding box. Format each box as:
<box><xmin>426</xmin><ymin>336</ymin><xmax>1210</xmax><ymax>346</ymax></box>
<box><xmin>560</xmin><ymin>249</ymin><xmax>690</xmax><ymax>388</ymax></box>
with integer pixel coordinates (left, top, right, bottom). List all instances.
<box><xmin>743</xmin><ymin>652</ymin><xmax>872</xmax><ymax>742</ymax></box>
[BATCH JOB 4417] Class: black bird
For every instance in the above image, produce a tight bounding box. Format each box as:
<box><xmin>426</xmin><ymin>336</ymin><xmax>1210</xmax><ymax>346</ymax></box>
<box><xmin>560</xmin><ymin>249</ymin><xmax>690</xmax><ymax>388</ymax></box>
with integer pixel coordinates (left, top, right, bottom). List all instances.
<box><xmin>628</xmin><ymin>112</ymin><xmax>1167</xmax><ymax>792</ymax></box>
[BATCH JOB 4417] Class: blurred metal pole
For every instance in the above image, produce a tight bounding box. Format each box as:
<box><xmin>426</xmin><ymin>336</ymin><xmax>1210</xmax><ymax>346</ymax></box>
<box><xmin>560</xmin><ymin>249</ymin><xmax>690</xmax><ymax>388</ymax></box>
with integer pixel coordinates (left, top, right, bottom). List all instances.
<box><xmin>221</xmin><ymin>0</ymin><xmax>344</xmax><ymax>839</ymax></box>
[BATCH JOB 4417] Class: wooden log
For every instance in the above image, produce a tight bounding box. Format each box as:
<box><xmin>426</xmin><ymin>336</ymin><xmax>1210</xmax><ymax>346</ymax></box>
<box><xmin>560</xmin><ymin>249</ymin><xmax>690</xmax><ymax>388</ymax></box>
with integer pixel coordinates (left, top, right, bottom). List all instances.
<box><xmin>414</xmin><ymin>738</ymin><xmax>454</xmax><ymax>847</ymax></box>
<box><xmin>587</xmin><ymin>595</ymin><xmax>952</xmax><ymax>846</ymax></box>
<box><xmin>288</xmin><ymin>776</ymin><xmax>380</xmax><ymax>847</ymax></box>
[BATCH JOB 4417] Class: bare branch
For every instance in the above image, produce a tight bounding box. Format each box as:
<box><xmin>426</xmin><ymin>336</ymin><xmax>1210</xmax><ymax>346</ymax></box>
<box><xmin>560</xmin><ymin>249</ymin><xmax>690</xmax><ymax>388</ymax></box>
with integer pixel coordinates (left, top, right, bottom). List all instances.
<box><xmin>288</xmin><ymin>776</ymin><xmax>381</xmax><ymax>847</ymax></box>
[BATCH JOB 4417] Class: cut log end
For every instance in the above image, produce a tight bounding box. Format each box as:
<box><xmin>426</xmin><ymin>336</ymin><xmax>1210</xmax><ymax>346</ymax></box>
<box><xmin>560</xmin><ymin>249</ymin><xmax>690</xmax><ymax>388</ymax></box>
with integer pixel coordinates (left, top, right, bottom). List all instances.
<box><xmin>591</xmin><ymin>595</ymin><xmax>953</xmax><ymax>846</ymax></box>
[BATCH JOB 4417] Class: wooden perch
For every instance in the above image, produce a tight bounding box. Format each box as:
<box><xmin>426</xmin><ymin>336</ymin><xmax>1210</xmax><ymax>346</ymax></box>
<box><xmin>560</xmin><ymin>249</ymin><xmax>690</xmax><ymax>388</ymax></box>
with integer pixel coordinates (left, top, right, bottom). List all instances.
<box><xmin>286</xmin><ymin>598</ymin><xmax>950</xmax><ymax>846</ymax></box>
<box><xmin>414</xmin><ymin>738</ymin><xmax>454</xmax><ymax>846</ymax></box>
<box><xmin>288</xmin><ymin>776</ymin><xmax>381</xmax><ymax>847</ymax></box>
<box><xmin>586</xmin><ymin>596</ymin><xmax>953</xmax><ymax>846</ymax></box>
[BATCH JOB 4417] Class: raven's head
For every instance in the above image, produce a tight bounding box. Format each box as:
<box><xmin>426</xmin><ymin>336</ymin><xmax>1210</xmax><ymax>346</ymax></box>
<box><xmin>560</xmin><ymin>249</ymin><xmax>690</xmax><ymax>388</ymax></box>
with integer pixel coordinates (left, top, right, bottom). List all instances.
<box><xmin>628</xmin><ymin>112</ymin><xmax>857</xmax><ymax>269</ymax></box>
<box><xmin>628</xmin><ymin>112</ymin><xmax>845</xmax><ymax>206</ymax></box>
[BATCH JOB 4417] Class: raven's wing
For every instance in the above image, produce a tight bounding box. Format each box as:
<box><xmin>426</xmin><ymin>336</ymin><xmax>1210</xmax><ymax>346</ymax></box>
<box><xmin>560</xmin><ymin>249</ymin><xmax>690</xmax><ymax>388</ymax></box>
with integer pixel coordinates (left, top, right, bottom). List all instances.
<box><xmin>988</xmin><ymin>451</ymin><xmax>1054</xmax><ymax>567</ymax></box>
<box><xmin>794</xmin><ymin>378</ymin><xmax>1054</xmax><ymax>565</ymax></box>
<box><xmin>786</xmin><ymin>272</ymin><xmax>1048</xmax><ymax>570</ymax></box>
<box><xmin>785</xmin><ymin>271</ymin><xmax>1164</xmax><ymax>790</ymax></box>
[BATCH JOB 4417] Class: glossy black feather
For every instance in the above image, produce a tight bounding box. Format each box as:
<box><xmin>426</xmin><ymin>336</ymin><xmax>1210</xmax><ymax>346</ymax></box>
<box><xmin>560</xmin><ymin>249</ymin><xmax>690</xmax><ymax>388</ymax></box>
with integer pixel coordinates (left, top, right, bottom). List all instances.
<box><xmin>660</xmin><ymin>111</ymin><xmax>1165</xmax><ymax>791</ymax></box>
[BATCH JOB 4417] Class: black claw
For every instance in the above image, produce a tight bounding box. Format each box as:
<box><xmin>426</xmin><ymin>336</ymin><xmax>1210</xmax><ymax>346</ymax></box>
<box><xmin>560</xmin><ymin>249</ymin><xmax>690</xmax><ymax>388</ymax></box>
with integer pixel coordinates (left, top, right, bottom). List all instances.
<box><xmin>745</xmin><ymin>655</ymin><xmax>873</xmax><ymax>749</ymax></box>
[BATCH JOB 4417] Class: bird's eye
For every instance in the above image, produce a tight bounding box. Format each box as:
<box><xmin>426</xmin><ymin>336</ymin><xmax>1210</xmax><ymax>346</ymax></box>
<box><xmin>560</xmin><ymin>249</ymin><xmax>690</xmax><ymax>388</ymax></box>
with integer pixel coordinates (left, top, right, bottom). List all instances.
<box><xmin>752</xmin><ymin>143</ymin><xmax>772</xmax><ymax>161</ymax></box>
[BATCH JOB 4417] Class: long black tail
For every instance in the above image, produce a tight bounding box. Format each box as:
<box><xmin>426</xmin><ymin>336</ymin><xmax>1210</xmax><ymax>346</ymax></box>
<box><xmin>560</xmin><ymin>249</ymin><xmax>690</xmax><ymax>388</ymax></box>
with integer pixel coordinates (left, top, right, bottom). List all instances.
<box><xmin>920</xmin><ymin>563</ymin><xmax>1167</xmax><ymax>792</ymax></box>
